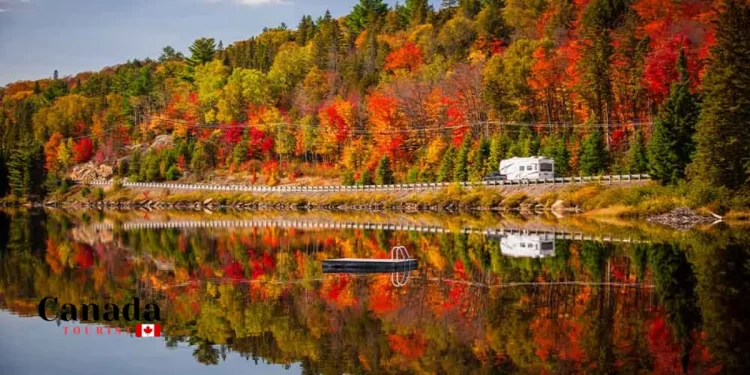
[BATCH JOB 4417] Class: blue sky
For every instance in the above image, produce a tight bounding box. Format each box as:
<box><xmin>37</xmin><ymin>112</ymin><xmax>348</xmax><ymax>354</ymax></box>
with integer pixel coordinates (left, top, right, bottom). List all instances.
<box><xmin>0</xmin><ymin>0</ymin><xmax>440</xmax><ymax>86</ymax></box>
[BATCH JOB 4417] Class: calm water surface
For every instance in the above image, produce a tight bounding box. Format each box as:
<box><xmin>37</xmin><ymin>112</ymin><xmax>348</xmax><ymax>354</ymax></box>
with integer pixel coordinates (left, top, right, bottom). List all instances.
<box><xmin>0</xmin><ymin>210</ymin><xmax>748</xmax><ymax>374</ymax></box>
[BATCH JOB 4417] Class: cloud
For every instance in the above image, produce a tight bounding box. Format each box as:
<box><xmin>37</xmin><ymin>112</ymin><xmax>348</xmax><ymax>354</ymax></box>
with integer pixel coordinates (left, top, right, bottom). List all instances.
<box><xmin>0</xmin><ymin>0</ymin><xmax>30</xmax><ymax>12</ymax></box>
<box><xmin>206</xmin><ymin>0</ymin><xmax>292</xmax><ymax>6</ymax></box>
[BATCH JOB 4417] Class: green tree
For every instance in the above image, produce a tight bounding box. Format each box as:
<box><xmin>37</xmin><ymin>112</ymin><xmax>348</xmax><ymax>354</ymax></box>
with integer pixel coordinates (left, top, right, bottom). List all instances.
<box><xmin>688</xmin><ymin>0</ymin><xmax>750</xmax><ymax>189</ymax></box>
<box><xmin>7</xmin><ymin>140</ymin><xmax>45</xmax><ymax>198</ymax></box>
<box><xmin>628</xmin><ymin>128</ymin><xmax>648</xmax><ymax>174</ymax></box>
<box><xmin>458</xmin><ymin>0</ymin><xmax>481</xmax><ymax>19</ymax></box>
<box><xmin>358</xmin><ymin>169</ymin><xmax>374</xmax><ymax>185</ymax></box>
<box><xmin>187</xmin><ymin>38</ymin><xmax>217</xmax><ymax>67</ymax></box>
<box><xmin>159</xmin><ymin>46</ymin><xmax>184</xmax><ymax>62</ymax></box>
<box><xmin>580</xmin><ymin>128</ymin><xmax>608</xmax><ymax>175</ymax></box>
<box><xmin>488</xmin><ymin>133</ymin><xmax>511</xmax><ymax>171</ymax></box>
<box><xmin>129</xmin><ymin>151</ymin><xmax>141</xmax><ymax>181</ymax></box>
<box><xmin>542</xmin><ymin>135</ymin><xmax>570</xmax><ymax>177</ymax></box>
<box><xmin>470</xmin><ymin>137</ymin><xmax>491</xmax><ymax>181</ymax></box>
<box><xmin>648</xmin><ymin>50</ymin><xmax>699</xmax><ymax>184</ymax></box>
<box><xmin>342</xmin><ymin>170</ymin><xmax>355</xmax><ymax>186</ymax></box>
<box><xmin>648</xmin><ymin>116</ymin><xmax>679</xmax><ymax>183</ymax></box>
<box><xmin>438</xmin><ymin>147</ymin><xmax>456</xmax><ymax>182</ymax></box>
<box><xmin>191</xmin><ymin>142</ymin><xmax>217</xmax><ymax>175</ymax></box>
<box><xmin>406</xmin><ymin>0</ymin><xmax>430</xmax><ymax>26</ymax></box>
<box><xmin>375</xmin><ymin>156</ymin><xmax>395</xmax><ymax>185</ymax></box>
<box><xmin>165</xmin><ymin>165</ymin><xmax>180</xmax><ymax>181</ymax></box>
<box><xmin>347</xmin><ymin>0</ymin><xmax>389</xmax><ymax>34</ymax></box>
<box><xmin>438</xmin><ymin>14</ymin><xmax>475</xmax><ymax>62</ymax></box>
<box><xmin>453</xmin><ymin>137</ymin><xmax>471</xmax><ymax>182</ymax></box>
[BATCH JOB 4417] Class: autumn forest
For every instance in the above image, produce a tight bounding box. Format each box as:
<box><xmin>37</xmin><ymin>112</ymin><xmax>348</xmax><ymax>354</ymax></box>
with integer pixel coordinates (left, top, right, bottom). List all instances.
<box><xmin>0</xmin><ymin>0</ymin><xmax>749</xmax><ymax>200</ymax></box>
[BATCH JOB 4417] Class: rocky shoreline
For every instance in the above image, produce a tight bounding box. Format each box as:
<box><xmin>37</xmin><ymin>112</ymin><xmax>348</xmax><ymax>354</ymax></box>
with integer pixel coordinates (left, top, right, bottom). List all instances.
<box><xmin>647</xmin><ymin>207</ymin><xmax>719</xmax><ymax>230</ymax></box>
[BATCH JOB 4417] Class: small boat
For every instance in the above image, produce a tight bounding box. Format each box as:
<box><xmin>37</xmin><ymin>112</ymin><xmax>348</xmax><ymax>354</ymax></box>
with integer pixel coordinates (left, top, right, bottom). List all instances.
<box><xmin>323</xmin><ymin>246</ymin><xmax>417</xmax><ymax>273</ymax></box>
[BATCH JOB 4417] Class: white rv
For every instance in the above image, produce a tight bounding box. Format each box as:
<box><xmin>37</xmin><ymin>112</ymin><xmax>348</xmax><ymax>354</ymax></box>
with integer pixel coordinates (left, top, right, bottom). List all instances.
<box><xmin>499</xmin><ymin>233</ymin><xmax>556</xmax><ymax>258</ymax></box>
<box><xmin>498</xmin><ymin>156</ymin><xmax>554</xmax><ymax>181</ymax></box>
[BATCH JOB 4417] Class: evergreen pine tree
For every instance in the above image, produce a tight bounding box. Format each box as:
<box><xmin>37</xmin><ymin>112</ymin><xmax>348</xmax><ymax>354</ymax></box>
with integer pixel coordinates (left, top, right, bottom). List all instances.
<box><xmin>375</xmin><ymin>156</ymin><xmax>395</xmax><ymax>185</ymax></box>
<box><xmin>553</xmin><ymin>137</ymin><xmax>570</xmax><ymax>177</ymax></box>
<box><xmin>406</xmin><ymin>0</ymin><xmax>429</xmax><ymax>26</ymax></box>
<box><xmin>648</xmin><ymin>116</ymin><xmax>678</xmax><ymax>183</ymax></box>
<box><xmin>470</xmin><ymin>137</ymin><xmax>490</xmax><ymax>181</ymax></box>
<box><xmin>648</xmin><ymin>49</ymin><xmax>699</xmax><ymax>184</ymax></box>
<box><xmin>358</xmin><ymin>169</ymin><xmax>374</xmax><ymax>185</ymax></box>
<box><xmin>129</xmin><ymin>151</ymin><xmax>141</xmax><ymax>180</ymax></box>
<box><xmin>453</xmin><ymin>137</ymin><xmax>471</xmax><ymax>182</ymax></box>
<box><xmin>580</xmin><ymin>128</ymin><xmax>608</xmax><ymax>175</ymax></box>
<box><xmin>7</xmin><ymin>140</ymin><xmax>45</xmax><ymax>198</ymax></box>
<box><xmin>628</xmin><ymin>128</ymin><xmax>649</xmax><ymax>174</ymax></box>
<box><xmin>438</xmin><ymin>147</ymin><xmax>456</xmax><ymax>182</ymax></box>
<box><xmin>487</xmin><ymin>133</ymin><xmax>508</xmax><ymax>172</ymax></box>
<box><xmin>688</xmin><ymin>0</ymin><xmax>750</xmax><ymax>189</ymax></box>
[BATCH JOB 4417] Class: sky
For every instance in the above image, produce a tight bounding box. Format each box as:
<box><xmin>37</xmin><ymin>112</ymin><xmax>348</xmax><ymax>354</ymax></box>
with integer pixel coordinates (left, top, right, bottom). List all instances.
<box><xmin>0</xmin><ymin>0</ymin><xmax>440</xmax><ymax>86</ymax></box>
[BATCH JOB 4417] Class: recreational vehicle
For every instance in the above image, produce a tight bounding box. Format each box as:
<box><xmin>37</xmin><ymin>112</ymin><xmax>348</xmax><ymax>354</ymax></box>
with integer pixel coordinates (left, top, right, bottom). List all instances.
<box><xmin>495</xmin><ymin>156</ymin><xmax>555</xmax><ymax>181</ymax></box>
<box><xmin>499</xmin><ymin>233</ymin><xmax>556</xmax><ymax>258</ymax></box>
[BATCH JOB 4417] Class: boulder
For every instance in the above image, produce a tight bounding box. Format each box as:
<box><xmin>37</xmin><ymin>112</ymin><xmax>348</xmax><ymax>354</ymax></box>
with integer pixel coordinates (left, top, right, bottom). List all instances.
<box><xmin>69</xmin><ymin>162</ymin><xmax>114</xmax><ymax>181</ymax></box>
<box><xmin>147</xmin><ymin>134</ymin><xmax>174</xmax><ymax>152</ymax></box>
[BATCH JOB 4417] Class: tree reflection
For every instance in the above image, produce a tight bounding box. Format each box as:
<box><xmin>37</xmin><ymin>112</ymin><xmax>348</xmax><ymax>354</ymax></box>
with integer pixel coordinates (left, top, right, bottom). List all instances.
<box><xmin>0</xmin><ymin>210</ymin><xmax>747</xmax><ymax>373</ymax></box>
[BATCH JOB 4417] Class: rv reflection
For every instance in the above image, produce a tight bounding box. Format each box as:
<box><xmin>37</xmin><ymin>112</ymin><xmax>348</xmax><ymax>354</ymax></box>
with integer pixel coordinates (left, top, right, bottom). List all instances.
<box><xmin>500</xmin><ymin>233</ymin><xmax>555</xmax><ymax>258</ymax></box>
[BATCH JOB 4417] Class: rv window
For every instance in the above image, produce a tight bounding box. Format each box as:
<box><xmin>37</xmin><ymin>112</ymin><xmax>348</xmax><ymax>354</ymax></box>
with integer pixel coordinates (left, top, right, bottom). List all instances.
<box><xmin>520</xmin><ymin>243</ymin><xmax>525</xmax><ymax>248</ymax></box>
<box><xmin>529</xmin><ymin>165</ymin><xmax>534</xmax><ymax>170</ymax></box>
<box><xmin>519</xmin><ymin>166</ymin><xmax>525</xmax><ymax>171</ymax></box>
<box><xmin>541</xmin><ymin>242</ymin><xmax>553</xmax><ymax>250</ymax></box>
<box><xmin>540</xmin><ymin>163</ymin><xmax>552</xmax><ymax>172</ymax></box>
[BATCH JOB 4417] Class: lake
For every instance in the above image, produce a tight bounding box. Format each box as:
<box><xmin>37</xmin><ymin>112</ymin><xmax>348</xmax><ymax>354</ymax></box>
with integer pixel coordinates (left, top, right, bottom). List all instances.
<box><xmin>0</xmin><ymin>209</ymin><xmax>748</xmax><ymax>374</ymax></box>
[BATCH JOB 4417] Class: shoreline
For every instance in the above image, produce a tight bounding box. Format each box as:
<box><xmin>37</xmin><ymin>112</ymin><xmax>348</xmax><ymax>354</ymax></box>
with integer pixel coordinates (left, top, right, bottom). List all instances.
<box><xmin>7</xmin><ymin>180</ymin><xmax>745</xmax><ymax>223</ymax></box>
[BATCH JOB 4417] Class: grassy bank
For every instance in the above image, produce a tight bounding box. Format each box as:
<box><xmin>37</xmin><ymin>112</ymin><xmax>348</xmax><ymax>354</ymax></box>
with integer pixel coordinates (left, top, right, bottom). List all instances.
<box><xmin>45</xmin><ymin>179</ymin><xmax>750</xmax><ymax>219</ymax></box>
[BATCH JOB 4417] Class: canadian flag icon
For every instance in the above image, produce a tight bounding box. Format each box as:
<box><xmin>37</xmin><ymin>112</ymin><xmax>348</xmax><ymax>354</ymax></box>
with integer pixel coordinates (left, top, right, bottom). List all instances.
<box><xmin>135</xmin><ymin>323</ymin><xmax>161</xmax><ymax>338</ymax></box>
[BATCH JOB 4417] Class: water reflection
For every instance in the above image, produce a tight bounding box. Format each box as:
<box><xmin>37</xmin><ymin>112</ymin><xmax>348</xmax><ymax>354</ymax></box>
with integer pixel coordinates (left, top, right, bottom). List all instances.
<box><xmin>0</xmin><ymin>210</ymin><xmax>748</xmax><ymax>374</ymax></box>
<box><xmin>496</xmin><ymin>233</ymin><xmax>556</xmax><ymax>258</ymax></box>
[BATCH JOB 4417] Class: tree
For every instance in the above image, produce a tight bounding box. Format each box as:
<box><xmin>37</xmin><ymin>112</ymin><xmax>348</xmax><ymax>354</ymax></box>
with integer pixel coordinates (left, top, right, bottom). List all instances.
<box><xmin>72</xmin><ymin>138</ymin><xmax>94</xmax><ymax>164</ymax></box>
<box><xmin>348</xmin><ymin>0</ymin><xmax>389</xmax><ymax>34</ymax></box>
<box><xmin>358</xmin><ymin>169</ymin><xmax>374</xmax><ymax>185</ymax></box>
<box><xmin>7</xmin><ymin>140</ymin><xmax>45</xmax><ymax>198</ymax></box>
<box><xmin>384</xmin><ymin>42</ymin><xmax>424</xmax><ymax>73</ymax></box>
<box><xmin>647</xmin><ymin>50</ymin><xmax>699</xmax><ymax>184</ymax></box>
<box><xmin>406</xmin><ymin>0</ymin><xmax>429</xmax><ymax>26</ymax></box>
<box><xmin>43</xmin><ymin>132</ymin><xmax>64</xmax><ymax>173</ymax></box>
<box><xmin>453</xmin><ymin>136</ymin><xmax>471</xmax><ymax>182</ymax></box>
<box><xmin>458</xmin><ymin>0</ymin><xmax>481</xmax><ymax>19</ymax></box>
<box><xmin>438</xmin><ymin>15</ymin><xmax>475</xmax><ymax>62</ymax></box>
<box><xmin>187</xmin><ymin>38</ymin><xmax>217</xmax><ymax>67</ymax></box>
<box><xmin>470</xmin><ymin>137</ymin><xmax>490</xmax><ymax>181</ymax></box>
<box><xmin>580</xmin><ymin>128</ymin><xmax>608</xmax><ymax>175</ymax></box>
<box><xmin>268</xmin><ymin>43</ymin><xmax>313</xmax><ymax>98</ymax></box>
<box><xmin>216</xmin><ymin>68</ymin><xmax>270</xmax><ymax>123</ymax></box>
<box><xmin>159</xmin><ymin>46</ymin><xmax>184</xmax><ymax>62</ymax></box>
<box><xmin>628</xmin><ymin>129</ymin><xmax>648</xmax><ymax>174</ymax></box>
<box><xmin>194</xmin><ymin>60</ymin><xmax>230</xmax><ymax>123</ymax></box>
<box><xmin>438</xmin><ymin>146</ymin><xmax>456</xmax><ymax>182</ymax></box>
<box><xmin>375</xmin><ymin>156</ymin><xmax>395</xmax><ymax>185</ymax></box>
<box><xmin>488</xmin><ymin>133</ymin><xmax>510</xmax><ymax>172</ymax></box>
<box><xmin>129</xmin><ymin>151</ymin><xmax>141</xmax><ymax>180</ymax></box>
<box><xmin>688</xmin><ymin>0</ymin><xmax>750</xmax><ymax>189</ymax></box>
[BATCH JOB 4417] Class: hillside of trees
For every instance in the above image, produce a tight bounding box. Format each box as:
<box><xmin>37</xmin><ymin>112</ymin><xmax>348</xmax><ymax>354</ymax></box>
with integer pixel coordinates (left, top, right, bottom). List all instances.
<box><xmin>0</xmin><ymin>0</ymin><xmax>748</xmax><ymax>199</ymax></box>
